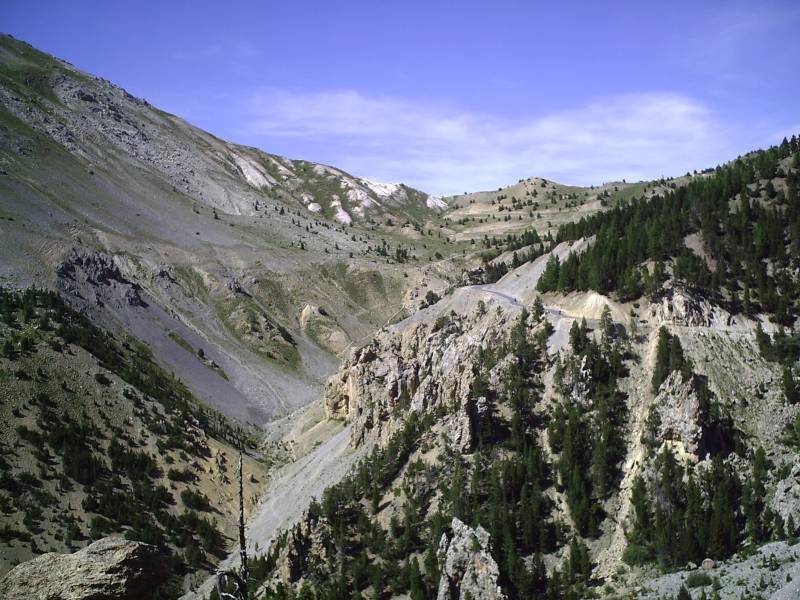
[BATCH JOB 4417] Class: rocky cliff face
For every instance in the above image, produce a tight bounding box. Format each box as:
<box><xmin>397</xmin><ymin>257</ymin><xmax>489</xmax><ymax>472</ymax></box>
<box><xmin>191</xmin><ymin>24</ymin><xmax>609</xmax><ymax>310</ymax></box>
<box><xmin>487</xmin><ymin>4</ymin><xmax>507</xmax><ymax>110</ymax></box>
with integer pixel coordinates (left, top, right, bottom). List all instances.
<box><xmin>0</xmin><ymin>537</ymin><xmax>169</xmax><ymax>600</ymax></box>
<box><xmin>312</xmin><ymin>267</ymin><xmax>800</xmax><ymax>598</ymax></box>
<box><xmin>653</xmin><ymin>370</ymin><xmax>703</xmax><ymax>457</ymax></box>
<box><xmin>56</xmin><ymin>248</ymin><xmax>146</xmax><ymax>309</ymax></box>
<box><xmin>436</xmin><ymin>518</ymin><xmax>507</xmax><ymax>600</ymax></box>
<box><xmin>325</xmin><ymin>303</ymin><xmax>523</xmax><ymax>450</ymax></box>
<box><xmin>772</xmin><ymin>464</ymin><xmax>800</xmax><ymax>531</ymax></box>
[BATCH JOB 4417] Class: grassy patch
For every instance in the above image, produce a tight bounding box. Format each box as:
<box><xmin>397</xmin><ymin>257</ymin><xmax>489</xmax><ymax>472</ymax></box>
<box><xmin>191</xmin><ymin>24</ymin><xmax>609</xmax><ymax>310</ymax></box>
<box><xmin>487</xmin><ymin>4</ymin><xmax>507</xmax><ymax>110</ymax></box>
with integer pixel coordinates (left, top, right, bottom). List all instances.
<box><xmin>172</xmin><ymin>265</ymin><xmax>209</xmax><ymax>301</ymax></box>
<box><xmin>167</xmin><ymin>330</ymin><xmax>194</xmax><ymax>354</ymax></box>
<box><xmin>214</xmin><ymin>296</ymin><xmax>299</xmax><ymax>368</ymax></box>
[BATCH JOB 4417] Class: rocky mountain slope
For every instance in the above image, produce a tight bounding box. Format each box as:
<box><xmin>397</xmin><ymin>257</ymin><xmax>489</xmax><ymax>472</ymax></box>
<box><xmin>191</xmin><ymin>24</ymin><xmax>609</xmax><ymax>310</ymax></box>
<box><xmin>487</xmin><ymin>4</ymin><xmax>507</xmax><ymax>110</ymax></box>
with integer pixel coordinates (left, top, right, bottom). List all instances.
<box><xmin>0</xmin><ymin>32</ymin><xmax>461</xmax><ymax>426</ymax></box>
<box><xmin>225</xmin><ymin>140</ymin><xmax>800</xmax><ymax>599</ymax></box>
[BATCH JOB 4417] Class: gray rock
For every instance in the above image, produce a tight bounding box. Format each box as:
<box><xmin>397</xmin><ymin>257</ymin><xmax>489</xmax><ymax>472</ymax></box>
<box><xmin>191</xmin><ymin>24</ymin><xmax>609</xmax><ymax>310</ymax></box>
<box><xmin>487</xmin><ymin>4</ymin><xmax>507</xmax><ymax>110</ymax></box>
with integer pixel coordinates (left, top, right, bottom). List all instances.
<box><xmin>124</xmin><ymin>286</ymin><xmax>147</xmax><ymax>307</ymax></box>
<box><xmin>655</xmin><ymin>370</ymin><xmax>702</xmax><ymax>456</ymax></box>
<box><xmin>650</xmin><ymin>286</ymin><xmax>716</xmax><ymax>327</ymax></box>
<box><xmin>638</xmin><ymin>541</ymin><xmax>800</xmax><ymax>599</ymax></box>
<box><xmin>436</xmin><ymin>518</ymin><xmax>507</xmax><ymax>600</ymax></box>
<box><xmin>461</xmin><ymin>267</ymin><xmax>486</xmax><ymax>286</ymax></box>
<box><xmin>555</xmin><ymin>353</ymin><xmax>593</xmax><ymax>405</ymax></box>
<box><xmin>0</xmin><ymin>537</ymin><xmax>169</xmax><ymax>600</ymax></box>
<box><xmin>325</xmin><ymin>305</ymin><xmax>518</xmax><ymax>450</ymax></box>
<box><xmin>771</xmin><ymin>462</ymin><xmax>800</xmax><ymax>533</ymax></box>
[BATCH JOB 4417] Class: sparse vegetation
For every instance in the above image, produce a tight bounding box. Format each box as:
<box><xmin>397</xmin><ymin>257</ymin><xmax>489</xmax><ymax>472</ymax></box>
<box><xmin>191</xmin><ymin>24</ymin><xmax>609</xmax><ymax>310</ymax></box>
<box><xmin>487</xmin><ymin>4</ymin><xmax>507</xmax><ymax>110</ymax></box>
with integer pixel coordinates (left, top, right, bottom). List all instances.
<box><xmin>0</xmin><ymin>286</ymin><xmax>261</xmax><ymax>588</ymax></box>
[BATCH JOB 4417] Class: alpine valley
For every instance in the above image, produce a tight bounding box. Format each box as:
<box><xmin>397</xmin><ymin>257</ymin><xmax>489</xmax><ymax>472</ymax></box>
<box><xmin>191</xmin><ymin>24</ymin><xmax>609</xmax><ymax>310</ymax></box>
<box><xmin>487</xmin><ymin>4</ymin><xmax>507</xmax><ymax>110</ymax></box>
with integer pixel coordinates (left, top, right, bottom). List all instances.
<box><xmin>1</xmin><ymin>33</ymin><xmax>800</xmax><ymax>600</ymax></box>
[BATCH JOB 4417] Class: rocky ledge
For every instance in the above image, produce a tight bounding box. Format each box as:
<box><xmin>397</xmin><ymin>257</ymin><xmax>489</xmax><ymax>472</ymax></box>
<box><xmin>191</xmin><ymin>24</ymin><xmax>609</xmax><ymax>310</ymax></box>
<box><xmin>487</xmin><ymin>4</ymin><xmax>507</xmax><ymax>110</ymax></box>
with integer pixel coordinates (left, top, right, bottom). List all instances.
<box><xmin>0</xmin><ymin>537</ymin><xmax>169</xmax><ymax>600</ymax></box>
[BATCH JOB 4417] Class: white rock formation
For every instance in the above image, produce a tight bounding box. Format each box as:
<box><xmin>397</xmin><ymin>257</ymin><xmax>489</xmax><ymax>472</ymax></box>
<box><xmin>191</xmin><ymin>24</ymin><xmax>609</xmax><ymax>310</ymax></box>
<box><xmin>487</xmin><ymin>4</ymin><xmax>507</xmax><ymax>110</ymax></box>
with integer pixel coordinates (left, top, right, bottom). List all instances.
<box><xmin>436</xmin><ymin>518</ymin><xmax>507</xmax><ymax>600</ymax></box>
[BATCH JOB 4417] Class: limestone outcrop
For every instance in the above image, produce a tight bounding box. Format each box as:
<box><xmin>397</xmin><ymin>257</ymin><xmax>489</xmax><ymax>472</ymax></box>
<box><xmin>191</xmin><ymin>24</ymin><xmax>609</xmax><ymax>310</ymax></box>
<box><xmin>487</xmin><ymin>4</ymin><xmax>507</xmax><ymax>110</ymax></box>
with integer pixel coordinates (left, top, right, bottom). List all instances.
<box><xmin>650</xmin><ymin>286</ymin><xmax>724</xmax><ymax>327</ymax></box>
<box><xmin>436</xmin><ymin>518</ymin><xmax>507</xmax><ymax>600</ymax></box>
<box><xmin>772</xmin><ymin>463</ymin><xmax>800</xmax><ymax>535</ymax></box>
<box><xmin>0</xmin><ymin>537</ymin><xmax>168</xmax><ymax>600</ymax></box>
<box><xmin>324</xmin><ymin>305</ymin><xmax>519</xmax><ymax>450</ymax></box>
<box><xmin>654</xmin><ymin>370</ymin><xmax>703</xmax><ymax>457</ymax></box>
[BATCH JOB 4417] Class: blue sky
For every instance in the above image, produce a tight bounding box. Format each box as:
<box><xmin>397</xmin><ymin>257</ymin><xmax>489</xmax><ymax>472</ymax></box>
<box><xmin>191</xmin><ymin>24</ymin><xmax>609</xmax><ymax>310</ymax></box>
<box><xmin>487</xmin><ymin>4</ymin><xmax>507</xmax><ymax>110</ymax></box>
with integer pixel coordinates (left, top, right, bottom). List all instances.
<box><xmin>3</xmin><ymin>0</ymin><xmax>800</xmax><ymax>195</ymax></box>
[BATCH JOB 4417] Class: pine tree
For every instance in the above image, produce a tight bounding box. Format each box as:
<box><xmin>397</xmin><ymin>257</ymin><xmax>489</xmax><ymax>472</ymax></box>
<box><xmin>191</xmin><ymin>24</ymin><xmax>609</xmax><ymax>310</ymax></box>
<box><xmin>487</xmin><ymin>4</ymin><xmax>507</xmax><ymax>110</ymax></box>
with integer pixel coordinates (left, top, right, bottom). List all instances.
<box><xmin>1</xmin><ymin>337</ymin><xmax>15</xmax><ymax>359</ymax></box>
<box><xmin>744</xmin><ymin>447</ymin><xmax>769</xmax><ymax>543</ymax></box>
<box><xmin>590</xmin><ymin>413</ymin><xmax>611</xmax><ymax>498</ymax></box>
<box><xmin>408</xmin><ymin>558</ymin><xmax>426</xmax><ymax>600</ymax></box>
<box><xmin>783</xmin><ymin>365</ymin><xmax>799</xmax><ymax>404</ymax></box>
<box><xmin>668</xmin><ymin>333</ymin><xmax>687</xmax><ymax>376</ymax></box>
<box><xmin>630</xmin><ymin>475</ymin><xmax>650</xmax><ymax>533</ymax></box>
<box><xmin>652</xmin><ymin>327</ymin><xmax>672</xmax><ymax>392</ymax></box>
<box><xmin>532</xmin><ymin>295</ymin><xmax>545</xmax><ymax>321</ymax></box>
<box><xmin>537</xmin><ymin>254</ymin><xmax>560</xmax><ymax>292</ymax></box>
<box><xmin>682</xmin><ymin>470</ymin><xmax>703</xmax><ymax>563</ymax></box>
<box><xmin>599</xmin><ymin>304</ymin><xmax>614</xmax><ymax>341</ymax></box>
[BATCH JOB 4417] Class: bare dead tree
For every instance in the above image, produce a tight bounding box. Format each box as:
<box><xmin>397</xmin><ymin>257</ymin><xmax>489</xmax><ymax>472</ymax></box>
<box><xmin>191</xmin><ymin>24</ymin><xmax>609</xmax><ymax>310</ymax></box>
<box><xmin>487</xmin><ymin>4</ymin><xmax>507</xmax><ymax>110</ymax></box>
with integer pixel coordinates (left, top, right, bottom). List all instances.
<box><xmin>238</xmin><ymin>450</ymin><xmax>249</xmax><ymax>589</ymax></box>
<box><xmin>214</xmin><ymin>448</ymin><xmax>248</xmax><ymax>600</ymax></box>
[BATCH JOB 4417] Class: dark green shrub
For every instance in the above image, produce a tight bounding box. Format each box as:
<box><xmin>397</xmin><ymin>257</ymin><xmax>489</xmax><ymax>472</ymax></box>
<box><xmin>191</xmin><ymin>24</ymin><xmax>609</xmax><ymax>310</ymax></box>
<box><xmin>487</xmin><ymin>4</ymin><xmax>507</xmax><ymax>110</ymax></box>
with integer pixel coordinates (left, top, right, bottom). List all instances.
<box><xmin>686</xmin><ymin>572</ymin><xmax>712</xmax><ymax>588</ymax></box>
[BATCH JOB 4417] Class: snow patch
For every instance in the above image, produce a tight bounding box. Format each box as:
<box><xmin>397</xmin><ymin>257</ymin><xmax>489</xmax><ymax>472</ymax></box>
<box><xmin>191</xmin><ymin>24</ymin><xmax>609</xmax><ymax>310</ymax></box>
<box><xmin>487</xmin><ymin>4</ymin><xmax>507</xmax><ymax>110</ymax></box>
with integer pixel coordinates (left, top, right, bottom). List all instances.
<box><xmin>300</xmin><ymin>193</ymin><xmax>314</xmax><ymax>205</ymax></box>
<box><xmin>307</xmin><ymin>203</ymin><xmax>322</xmax><ymax>213</ymax></box>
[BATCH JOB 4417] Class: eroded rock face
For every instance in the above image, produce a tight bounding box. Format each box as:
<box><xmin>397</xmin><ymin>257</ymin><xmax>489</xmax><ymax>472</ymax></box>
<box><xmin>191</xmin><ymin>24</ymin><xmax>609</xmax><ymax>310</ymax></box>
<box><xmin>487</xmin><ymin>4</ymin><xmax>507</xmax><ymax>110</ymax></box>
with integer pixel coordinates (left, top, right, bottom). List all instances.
<box><xmin>655</xmin><ymin>370</ymin><xmax>702</xmax><ymax>456</ymax></box>
<box><xmin>56</xmin><ymin>248</ymin><xmax>126</xmax><ymax>285</ymax></box>
<box><xmin>324</xmin><ymin>306</ymin><xmax>517</xmax><ymax>450</ymax></box>
<box><xmin>772</xmin><ymin>463</ymin><xmax>800</xmax><ymax>534</ymax></box>
<box><xmin>276</xmin><ymin>518</ymin><xmax>332</xmax><ymax>584</ymax></box>
<box><xmin>0</xmin><ymin>537</ymin><xmax>169</xmax><ymax>600</ymax></box>
<box><xmin>56</xmin><ymin>248</ymin><xmax>147</xmax><ymax>308</ymax></box>
<box><xmin>650</xmin><ymin>286</ymin><xmax>722</xmax><ymax>327</ymax></box>
<box><xmin>299</xmin><ymin>304</ymin><xmax>351</xmax><ymax>355</ymax></box>
<box><xmin>461</xmin><ymin>267</ymin><xmax>486</xmax><ymax>286</ymax></box>
<box><xmin>436</xmin><ymin>518</ymin><xmax>507</xmax><ymax>600</ymax></box>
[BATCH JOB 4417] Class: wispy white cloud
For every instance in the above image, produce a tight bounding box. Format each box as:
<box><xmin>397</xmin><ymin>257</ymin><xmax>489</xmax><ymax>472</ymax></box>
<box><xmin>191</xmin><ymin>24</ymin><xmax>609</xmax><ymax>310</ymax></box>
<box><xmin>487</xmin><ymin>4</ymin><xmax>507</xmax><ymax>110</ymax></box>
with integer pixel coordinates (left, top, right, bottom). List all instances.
<box><xmin>242</xmin><ymin>89</ymin><xmax>740</xmax><ymax>195</ymax></box>
<box><xmin>675</xmin><ymin>2</ymin><xmax>800</xmax><ymax>90</ymax></box>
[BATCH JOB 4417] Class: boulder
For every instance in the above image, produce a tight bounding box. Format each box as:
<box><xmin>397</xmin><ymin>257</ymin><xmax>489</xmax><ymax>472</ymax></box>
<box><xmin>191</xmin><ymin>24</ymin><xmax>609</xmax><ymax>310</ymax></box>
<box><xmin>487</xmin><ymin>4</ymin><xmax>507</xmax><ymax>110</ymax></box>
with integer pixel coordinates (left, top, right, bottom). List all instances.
<box><xmin>0</xmin><ymin>537</ymin><xmax>169</xmax><ymax>600</ymax></box>
<box><xmin>436</xmin><ymin>518</ymin><xmax>507</xmax><ymax>600</ymax></box>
